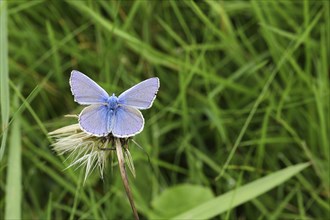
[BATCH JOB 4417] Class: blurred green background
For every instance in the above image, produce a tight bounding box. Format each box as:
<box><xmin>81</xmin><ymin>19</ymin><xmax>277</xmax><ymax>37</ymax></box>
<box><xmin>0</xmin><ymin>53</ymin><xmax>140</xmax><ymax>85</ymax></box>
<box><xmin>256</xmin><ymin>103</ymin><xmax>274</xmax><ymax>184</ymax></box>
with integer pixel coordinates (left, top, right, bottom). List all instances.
<box><xmin>1</xmin><ymin>0</ymin><xmax>329</xmax><ymax>219</ymax></box>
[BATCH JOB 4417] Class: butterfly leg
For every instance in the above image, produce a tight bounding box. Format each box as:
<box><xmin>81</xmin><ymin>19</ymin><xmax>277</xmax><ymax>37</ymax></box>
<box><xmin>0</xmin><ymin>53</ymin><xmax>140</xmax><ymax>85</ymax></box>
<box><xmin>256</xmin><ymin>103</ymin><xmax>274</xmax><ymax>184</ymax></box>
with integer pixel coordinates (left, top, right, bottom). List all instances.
<box><xmin>97</xmin><ymin>135</ymin><xmax>117</xmax><ymax>151</ymax></box>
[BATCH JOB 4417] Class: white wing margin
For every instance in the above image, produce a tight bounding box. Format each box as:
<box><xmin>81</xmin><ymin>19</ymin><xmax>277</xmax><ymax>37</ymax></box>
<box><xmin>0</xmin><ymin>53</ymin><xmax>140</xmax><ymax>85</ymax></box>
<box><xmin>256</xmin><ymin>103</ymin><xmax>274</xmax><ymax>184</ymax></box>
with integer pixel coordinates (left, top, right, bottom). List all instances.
<box><xmin>79</xmin><ymin>104</ymin><xmax>112</xmax><ymax>137</ymax></box>
<box><xmin>111</xmin><ymin>106</ymin><xmax>144</xmax><ymax>138</ymax></box>
<box><xmin>118</xmin><ymin>77</ymin><xmax>160</xmax><ymax>109</ymax></box>
<box><xmin>70</xmin><ymin>70</ymin><xmax>109</xmax><ymax>105</ymax></box>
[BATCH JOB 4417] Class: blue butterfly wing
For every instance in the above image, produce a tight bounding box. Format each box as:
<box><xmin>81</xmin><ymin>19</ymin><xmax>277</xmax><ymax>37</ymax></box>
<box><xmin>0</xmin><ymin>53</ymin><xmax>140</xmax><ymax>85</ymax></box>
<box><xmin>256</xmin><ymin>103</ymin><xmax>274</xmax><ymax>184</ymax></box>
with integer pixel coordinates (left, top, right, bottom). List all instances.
<box><xmin>79</xmin><ymin>104</ymin><xmax>112</xmax><ymax>136</ymax></box>
<box><xmin>70</xmin><ymin>70</ymin><xmax>109</xmax><ymax>105</ymax></box>
<box><xmin>112</xmin><ymin>106</ymin><xmax>144</xmax><ymax>138</ymax></box>
<box><xmin>118</xmin><ymin>77</ymin><xmax>160</xmax><ymax>109</ymax></box>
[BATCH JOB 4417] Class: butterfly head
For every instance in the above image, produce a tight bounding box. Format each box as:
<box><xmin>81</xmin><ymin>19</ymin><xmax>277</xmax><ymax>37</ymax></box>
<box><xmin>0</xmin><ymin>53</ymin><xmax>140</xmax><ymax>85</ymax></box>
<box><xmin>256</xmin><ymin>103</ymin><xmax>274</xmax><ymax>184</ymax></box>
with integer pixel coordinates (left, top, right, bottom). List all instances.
<box><xmin>107</xmin><ymin>94</ymin><xmax>118</xmax><ymax>111</ymax></box>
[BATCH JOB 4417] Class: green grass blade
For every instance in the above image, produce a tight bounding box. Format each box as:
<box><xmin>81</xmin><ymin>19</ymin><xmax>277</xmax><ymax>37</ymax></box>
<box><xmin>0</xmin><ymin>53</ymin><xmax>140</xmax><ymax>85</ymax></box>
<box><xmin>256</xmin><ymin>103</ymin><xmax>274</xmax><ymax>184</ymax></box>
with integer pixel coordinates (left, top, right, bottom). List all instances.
<box><xmin>5</xmin><ymin>99</ymin><xmax>22</xmax><ymax>220</ymax></box>
<box><xmin>1</xmin><ymin>1</ymin><xmax>327</xmax><ymax>219</ymax></box>
<box><xmin>46</xmin><ymin>21</ymin><xmax>63</xmax><ymax>87</ymax></box>
<box><xmin>0</xmin><ymin>0</ymin><xmax>9</xmax><ymax>161</ymax></box>
<box><xmin>46</xmin><ymin>193</ymin><xmax>52</xmax><ymax>220</ymax></box>
<box><xmin>9</xmin><ymin>81</ymin><xmax>49</xmax><ymax>138</ymax></box>
<box><xmin>172</xmin><ymin>163</ymin><xmax>310</xmax><ymax>220</ymax></box>
<box><xmin>69</xmin><ymin>173</ymin><xmax>82</xmax><ymax>220</ymax></box>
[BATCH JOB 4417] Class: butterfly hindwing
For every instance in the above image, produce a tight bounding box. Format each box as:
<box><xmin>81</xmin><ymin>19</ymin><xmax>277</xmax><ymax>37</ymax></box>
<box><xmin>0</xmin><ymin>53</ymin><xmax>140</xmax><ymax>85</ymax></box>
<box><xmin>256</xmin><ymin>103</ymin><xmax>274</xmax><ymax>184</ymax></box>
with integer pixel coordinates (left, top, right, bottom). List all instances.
<box><xmin>112</xmin><ymin>105</ymin><xmax>144</xmax><ymax>138</ymax></box>
<box><xmin>79</xmin><ymin>104</ymin><xmax>112</xmax><ymax>137</ymax></box>
<box><xmin>70</xmin><ymin>70</ymin><xmax>109</xmax><ymax>105</ymax></box>
<box><xmin>118</xmin><ymin>77</ymin><xmax>160</xmax><ymax>109</ymax></box>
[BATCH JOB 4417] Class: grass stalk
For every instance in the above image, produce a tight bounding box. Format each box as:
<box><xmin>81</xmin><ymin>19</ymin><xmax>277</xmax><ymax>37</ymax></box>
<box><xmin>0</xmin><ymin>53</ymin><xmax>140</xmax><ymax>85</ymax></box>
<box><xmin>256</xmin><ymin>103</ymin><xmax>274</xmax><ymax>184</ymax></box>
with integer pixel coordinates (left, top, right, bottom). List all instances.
<box><xmin>115</xmin><ymin>138</ymin><xmax>139</xmax><ymax>220</ymax></box>
<box><xmin>0</xmin><ymin>0</ymin><xmax>9</xmax><ymax>161</ymax></box>
<box><xmin>5</xmin><ymin>97</ymin><xmax>21</xmax><ymax>220</ymax></box>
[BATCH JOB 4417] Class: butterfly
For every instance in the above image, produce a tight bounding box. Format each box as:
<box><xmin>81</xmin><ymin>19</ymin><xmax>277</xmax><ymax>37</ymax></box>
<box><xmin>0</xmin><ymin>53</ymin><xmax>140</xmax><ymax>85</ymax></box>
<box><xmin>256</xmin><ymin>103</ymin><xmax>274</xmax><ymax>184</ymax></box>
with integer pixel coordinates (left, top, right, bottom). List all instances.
<box><xmin>69</xmin><ymin>70</ymin><xmax>160</xmax><ymax>138</ymax></box>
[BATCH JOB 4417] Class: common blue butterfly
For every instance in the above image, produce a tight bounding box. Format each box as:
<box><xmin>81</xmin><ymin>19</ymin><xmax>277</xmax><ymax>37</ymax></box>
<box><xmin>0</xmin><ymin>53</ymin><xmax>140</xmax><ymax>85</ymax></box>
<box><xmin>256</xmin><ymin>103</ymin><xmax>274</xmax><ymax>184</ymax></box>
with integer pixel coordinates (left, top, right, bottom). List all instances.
<box><xmin>69</xmin><ymin>70</ymin><xmax>160</xmax><ymax>137</ymax></box>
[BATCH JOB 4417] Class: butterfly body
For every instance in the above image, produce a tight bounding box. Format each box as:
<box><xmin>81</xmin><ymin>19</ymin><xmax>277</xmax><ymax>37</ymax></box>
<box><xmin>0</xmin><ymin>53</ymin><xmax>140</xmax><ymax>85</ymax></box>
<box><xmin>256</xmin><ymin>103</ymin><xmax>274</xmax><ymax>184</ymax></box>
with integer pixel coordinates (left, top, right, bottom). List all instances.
<box><xmin>69</xmin><ymin>70</ymin><xmax>159</xmax><ymax>138</ymax></box>
<box><xmin>107</xmin><ymin>94</ymin><xmax>119</xmax><ymax>112</ymax></box>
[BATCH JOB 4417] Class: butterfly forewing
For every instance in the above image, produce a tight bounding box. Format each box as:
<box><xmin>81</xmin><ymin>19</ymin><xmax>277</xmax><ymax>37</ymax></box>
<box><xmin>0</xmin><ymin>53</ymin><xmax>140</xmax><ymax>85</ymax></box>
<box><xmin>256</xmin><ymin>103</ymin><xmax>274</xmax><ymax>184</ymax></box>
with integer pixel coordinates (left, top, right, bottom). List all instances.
<box><xmin>112</xmin><ymin>106</ymin><xmax>144</xmax><ymax>137</ymax></box>
<box><xmin>79</xmin><ymin>104</ymin><xmax>112</xmax><ymax>136</ymax></box>
<box><xmin>70</xmin><ymin>70</ymin><xmax>109</xmax><ymax>105</ymax></box>
<box><xmin>118</xmin><ymin>77</ymin><xmax>160</xmax><ymax>109</ymax></box>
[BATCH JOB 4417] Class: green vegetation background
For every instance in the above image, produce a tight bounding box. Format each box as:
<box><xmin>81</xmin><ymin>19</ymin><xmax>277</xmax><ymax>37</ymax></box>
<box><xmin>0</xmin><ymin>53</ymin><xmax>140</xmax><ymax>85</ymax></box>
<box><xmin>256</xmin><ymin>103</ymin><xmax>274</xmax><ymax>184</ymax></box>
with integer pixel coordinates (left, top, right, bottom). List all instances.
<box><xmin>0</xmin><ymin>1</ymin><xmax>329</xmax><ymax>219</ymax></box>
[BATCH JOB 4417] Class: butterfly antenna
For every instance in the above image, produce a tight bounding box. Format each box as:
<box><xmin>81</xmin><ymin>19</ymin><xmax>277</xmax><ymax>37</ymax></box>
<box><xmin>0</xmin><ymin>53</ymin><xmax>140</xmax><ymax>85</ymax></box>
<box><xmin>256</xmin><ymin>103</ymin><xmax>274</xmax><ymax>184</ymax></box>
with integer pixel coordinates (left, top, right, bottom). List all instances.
<box><xmin>131</xmin><ymin>139</ymin><xmax>158</xmax><ymax>179</ymax></box>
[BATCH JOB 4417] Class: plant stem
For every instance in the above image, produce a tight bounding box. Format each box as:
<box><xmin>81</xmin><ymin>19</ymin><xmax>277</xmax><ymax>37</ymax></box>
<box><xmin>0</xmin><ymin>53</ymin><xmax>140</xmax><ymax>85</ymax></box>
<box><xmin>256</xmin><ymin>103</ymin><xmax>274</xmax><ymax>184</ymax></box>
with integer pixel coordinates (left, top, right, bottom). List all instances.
<box><xmin>115</xmin><ymin>138</ymin><xmax>139</xmax><ymax>220</ymax></box>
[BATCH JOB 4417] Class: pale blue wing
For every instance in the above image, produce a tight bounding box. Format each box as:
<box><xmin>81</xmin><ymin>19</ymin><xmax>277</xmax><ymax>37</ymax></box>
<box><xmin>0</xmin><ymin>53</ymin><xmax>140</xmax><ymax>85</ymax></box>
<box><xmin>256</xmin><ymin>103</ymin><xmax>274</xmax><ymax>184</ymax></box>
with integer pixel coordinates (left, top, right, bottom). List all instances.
<box><xmin>79</xmin><ymin>104</ymin><xmax>112</xmax><ymax>137</ymax></box>
<box><xmin>70</xmin><ymin>70</ymin><xmax>109</xmax><ymax>105</ymax></box>
<box><xmin>118</xmin><ymin>77</ymin><xmax>160</xmax><ymax>109</ymax></box>
<box><xmin>111</xmin><ymin>106</ymin><xmax>144</xmax><ymax>138</ymax></box>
